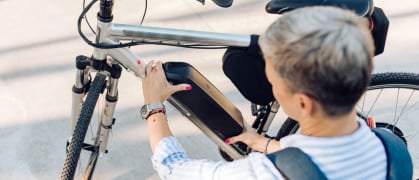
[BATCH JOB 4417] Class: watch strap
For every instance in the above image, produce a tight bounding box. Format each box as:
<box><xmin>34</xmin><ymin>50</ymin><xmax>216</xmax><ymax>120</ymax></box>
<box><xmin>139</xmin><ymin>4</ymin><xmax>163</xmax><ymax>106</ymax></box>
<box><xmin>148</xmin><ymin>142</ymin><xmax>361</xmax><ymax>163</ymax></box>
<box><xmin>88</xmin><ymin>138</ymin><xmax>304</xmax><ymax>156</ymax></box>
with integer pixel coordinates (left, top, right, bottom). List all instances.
<box><xmin>141</xmin><ymin>102</ymin><xmax>166</xmax><ymax>120</ymax></box>
<box><xmin>147</xmin><ymin>108</ymin><xmax>166</xmax><ymax>119</ymax></box>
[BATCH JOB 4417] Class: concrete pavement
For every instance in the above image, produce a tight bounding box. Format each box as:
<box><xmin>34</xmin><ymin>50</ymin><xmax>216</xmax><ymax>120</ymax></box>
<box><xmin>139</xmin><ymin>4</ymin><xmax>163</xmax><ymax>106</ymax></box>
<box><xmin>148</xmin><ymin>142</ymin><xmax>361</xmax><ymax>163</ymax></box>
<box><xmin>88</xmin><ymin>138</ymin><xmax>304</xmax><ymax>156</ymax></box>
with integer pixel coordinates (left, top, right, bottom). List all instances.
<box><xmin>1</xmin><ymin>0</ymin><xmax>418</xmax><ymax>179</ymax></box>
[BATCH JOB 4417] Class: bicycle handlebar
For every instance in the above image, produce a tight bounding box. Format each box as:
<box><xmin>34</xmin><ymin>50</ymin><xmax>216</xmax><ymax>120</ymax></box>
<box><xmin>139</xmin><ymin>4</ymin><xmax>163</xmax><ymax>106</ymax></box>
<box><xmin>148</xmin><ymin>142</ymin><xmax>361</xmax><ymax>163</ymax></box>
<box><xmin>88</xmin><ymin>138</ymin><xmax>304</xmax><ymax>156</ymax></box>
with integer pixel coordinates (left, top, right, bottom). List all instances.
<box><xmin>199</xmin><ymin>0</ymin><xmax>233</xmax><ymax>8</ymax></box>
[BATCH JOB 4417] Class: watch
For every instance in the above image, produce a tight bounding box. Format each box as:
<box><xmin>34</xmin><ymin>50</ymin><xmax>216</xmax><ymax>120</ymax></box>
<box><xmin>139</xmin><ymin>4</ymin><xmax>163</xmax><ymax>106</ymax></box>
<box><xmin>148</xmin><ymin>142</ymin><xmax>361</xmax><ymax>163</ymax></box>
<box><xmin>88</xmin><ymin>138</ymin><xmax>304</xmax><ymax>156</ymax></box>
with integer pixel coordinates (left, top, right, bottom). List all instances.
<box><xmin>140</xmin><ymin>102</ymin><xmax>166</xmax><ymax>120</ymax></box>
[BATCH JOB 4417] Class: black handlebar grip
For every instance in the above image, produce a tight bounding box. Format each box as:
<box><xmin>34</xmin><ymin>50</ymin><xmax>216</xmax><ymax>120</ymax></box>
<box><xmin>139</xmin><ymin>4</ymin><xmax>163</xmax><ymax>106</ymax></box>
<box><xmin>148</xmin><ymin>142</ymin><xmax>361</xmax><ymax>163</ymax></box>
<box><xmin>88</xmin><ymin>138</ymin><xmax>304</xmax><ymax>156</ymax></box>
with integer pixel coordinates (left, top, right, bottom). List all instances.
<box><xmin>212</xmin><ymin>0</ymin><xmax>233</xmax><ymax>8</ymax></box>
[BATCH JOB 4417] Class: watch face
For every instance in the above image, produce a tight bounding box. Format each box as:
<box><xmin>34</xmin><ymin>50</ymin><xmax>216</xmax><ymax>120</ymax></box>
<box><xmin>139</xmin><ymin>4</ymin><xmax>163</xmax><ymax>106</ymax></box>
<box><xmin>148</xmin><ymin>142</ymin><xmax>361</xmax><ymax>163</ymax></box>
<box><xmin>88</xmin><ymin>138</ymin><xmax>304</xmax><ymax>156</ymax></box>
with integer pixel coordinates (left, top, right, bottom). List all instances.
<box><xmin>140</xmin><ymin>105</ymin><xmax>149</xmax><ymax>118</ymax></box>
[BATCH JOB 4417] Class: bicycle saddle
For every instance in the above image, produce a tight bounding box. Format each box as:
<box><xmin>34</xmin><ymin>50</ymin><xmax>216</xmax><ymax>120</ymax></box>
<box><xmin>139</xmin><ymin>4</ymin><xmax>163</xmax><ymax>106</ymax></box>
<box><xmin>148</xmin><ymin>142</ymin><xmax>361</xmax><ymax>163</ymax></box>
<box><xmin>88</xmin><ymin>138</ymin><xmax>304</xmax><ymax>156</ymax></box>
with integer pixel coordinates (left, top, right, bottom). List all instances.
<box><xmin>266</xmin><ymin>0</ymin><xmax>374</xmax><ymax>17</ymax></box>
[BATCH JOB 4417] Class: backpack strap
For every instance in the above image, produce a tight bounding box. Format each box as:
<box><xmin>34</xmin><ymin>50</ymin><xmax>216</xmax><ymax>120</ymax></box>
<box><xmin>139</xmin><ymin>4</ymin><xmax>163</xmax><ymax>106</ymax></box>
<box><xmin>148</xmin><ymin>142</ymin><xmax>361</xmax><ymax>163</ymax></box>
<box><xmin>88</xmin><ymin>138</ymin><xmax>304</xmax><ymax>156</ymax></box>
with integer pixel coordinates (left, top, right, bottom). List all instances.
<box><xmin>268</xmin><ymin>129</ymin><xmax>413</xmax><ymax>179</ymax></box>
<box><xmin>372</xmin><ymin>128</ymin><xmax>413</xmax><ymax>180</ymax></box>
<box><xmin>267</xmin><ymin>147</ymin><xmax>327</xmax><ymax>180</ymax></box>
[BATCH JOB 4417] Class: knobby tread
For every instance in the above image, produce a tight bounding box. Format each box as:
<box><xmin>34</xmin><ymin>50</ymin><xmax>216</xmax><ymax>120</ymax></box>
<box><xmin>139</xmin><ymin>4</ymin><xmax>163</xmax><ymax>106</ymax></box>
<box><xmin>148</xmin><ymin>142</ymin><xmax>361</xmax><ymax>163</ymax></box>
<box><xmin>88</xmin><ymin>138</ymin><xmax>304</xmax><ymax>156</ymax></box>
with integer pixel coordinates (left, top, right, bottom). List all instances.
<box><xmin>370</xmin><ymin>72</ymin><xmax>419</xmax><ymax>87</ymax></box>
<box><xmin>61</xmin><ymin>73</ymin><xmax>106</xmax><ymax>180</ymax></box>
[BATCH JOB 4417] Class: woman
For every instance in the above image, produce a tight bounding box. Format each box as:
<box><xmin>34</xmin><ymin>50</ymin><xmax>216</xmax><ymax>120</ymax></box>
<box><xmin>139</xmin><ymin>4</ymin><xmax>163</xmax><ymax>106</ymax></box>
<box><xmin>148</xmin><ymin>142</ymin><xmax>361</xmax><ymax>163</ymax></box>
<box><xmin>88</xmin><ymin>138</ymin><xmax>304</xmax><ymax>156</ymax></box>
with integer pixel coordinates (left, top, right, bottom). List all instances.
<box><xmin>139</xmin><ymin>6</ymin><xmax>386</xmax><ymax>179</ymax></box>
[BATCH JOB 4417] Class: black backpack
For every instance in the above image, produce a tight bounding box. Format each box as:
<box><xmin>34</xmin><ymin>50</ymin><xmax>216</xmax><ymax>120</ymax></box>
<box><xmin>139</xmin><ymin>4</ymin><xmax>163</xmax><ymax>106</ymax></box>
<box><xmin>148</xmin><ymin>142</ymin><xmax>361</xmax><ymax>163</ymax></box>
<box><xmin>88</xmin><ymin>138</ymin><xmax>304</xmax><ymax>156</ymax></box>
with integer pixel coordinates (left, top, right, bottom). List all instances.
<box><xmin>267</xmin><ymin>128</ymin><xmax>413</xmax><ymax>180</ymax></box>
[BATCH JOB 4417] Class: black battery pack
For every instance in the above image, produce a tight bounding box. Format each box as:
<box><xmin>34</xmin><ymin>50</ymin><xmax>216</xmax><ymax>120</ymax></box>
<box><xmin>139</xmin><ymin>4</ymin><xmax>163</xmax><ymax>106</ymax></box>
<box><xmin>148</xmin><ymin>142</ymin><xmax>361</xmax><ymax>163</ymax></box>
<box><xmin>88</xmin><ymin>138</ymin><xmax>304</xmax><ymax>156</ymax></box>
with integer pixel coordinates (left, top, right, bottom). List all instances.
<box><xmin>164</xmin><ymin>61</ymin><xmax>249</xmax><ymax>159</ymax></box>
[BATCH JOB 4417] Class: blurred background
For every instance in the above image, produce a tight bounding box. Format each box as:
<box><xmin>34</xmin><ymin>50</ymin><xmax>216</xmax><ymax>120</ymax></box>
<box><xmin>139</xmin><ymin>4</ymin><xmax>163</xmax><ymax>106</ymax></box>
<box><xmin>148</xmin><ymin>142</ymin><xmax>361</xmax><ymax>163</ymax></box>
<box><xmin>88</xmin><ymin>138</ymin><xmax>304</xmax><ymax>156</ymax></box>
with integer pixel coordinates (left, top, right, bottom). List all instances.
<box><xmin>0</xmin><ymin>0</ymin><xmax>418</xmax><ymax>179</ymax></box>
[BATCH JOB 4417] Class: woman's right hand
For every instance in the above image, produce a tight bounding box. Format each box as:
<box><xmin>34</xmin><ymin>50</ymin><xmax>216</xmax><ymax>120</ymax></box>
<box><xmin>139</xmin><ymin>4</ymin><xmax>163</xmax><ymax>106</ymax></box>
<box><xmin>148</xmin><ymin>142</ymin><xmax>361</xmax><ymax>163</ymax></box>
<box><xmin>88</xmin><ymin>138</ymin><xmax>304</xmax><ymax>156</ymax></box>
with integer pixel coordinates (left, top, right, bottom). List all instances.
<box><xmin>226</xmin><ymin>128</ymin><xmax>282</xmax><ymax>154</ymax></box>
<box><xmin>226</xmin><ymin>128</ymin><xmax>268</xmax><ymax>153</ymax></box>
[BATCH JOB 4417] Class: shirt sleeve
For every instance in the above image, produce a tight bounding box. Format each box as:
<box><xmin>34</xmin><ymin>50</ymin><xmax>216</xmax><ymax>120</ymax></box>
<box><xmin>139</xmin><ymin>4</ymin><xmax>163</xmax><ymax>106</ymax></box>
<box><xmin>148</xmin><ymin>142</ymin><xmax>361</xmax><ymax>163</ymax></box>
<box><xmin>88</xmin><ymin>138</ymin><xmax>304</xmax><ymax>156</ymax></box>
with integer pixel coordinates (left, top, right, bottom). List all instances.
<box><xmin>151</xmin><ymin>136</ymin><xmax>189</xmax><ymax>178</ymax></box>
<box><xmin>151</xmin><ymin>136</ymin><xmax>283</xmax><ymax>180</ymax></box>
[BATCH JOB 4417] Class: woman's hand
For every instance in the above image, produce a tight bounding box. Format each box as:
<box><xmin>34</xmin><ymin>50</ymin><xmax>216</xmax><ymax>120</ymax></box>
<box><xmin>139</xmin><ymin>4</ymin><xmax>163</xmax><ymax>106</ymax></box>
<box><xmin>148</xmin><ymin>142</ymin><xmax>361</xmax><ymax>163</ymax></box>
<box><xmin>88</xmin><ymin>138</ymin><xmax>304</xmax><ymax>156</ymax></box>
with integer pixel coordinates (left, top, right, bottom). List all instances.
<box><xmin>226</xmin><ymin>128</ymin><xmax>268</xmax><ymax>152</ymax></box>
<box><xmin>140</xmin><ymin>60</ymin><xmax>191</xmax><ymax>104</ymax></box>
<box><xmin>226</xmin><ymin>127</ymin><xmax>282</xmax><ymax>154</ymax></box>
<box><xmin>139</xmin><ymin>60</ymin><xmax>191</xmax><ymax>152</ymax></box>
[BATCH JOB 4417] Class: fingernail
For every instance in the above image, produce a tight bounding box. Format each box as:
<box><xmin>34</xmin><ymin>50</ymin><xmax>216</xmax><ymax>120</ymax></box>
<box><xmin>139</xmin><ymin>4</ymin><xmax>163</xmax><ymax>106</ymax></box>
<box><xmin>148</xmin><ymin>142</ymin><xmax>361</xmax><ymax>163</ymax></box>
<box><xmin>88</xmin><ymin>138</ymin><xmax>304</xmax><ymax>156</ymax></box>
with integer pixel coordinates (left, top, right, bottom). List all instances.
<box><xmin>137</xmin><ymin>60</ymin><xmax>141</xmax><ymax>65</ymax></box>
<box><xmin>224</xmin><ymin>138</ymin><xmax>230</xmax><ymax>144</ymax></box>
<box><xmin>185</xmin><ymin>85</ymin><xmax>192</xmax><ymax>90</ymax></box>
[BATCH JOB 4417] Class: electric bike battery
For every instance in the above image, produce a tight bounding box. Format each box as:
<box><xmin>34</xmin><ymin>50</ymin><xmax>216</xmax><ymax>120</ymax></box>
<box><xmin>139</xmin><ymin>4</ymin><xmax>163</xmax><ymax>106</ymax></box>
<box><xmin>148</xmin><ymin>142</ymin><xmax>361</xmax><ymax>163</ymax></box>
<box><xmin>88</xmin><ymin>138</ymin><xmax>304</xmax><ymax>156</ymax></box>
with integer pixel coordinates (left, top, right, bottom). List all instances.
<box><xmin>164</xmin><ymin>61</ymin><xmax>249</xmax><ymax>160</ymax></box>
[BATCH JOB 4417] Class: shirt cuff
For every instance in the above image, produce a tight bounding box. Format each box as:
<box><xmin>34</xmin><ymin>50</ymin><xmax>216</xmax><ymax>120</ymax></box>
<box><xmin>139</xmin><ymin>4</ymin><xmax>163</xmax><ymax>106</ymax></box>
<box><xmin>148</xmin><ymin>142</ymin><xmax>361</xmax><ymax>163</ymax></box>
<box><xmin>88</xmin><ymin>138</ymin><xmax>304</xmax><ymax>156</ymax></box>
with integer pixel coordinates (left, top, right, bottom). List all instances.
<box><xmin>151</xmin><ymin>136</ymin><xmax>189</xmax><ymax>176</ymax></box>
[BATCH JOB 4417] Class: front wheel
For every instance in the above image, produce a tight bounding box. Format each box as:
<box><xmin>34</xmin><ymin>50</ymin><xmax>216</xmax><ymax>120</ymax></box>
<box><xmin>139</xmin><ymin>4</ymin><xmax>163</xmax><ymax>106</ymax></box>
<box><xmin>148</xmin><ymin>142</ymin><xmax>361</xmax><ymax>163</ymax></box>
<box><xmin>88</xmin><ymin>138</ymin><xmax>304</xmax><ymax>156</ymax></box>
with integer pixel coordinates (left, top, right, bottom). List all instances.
<box><xmin>61</xmin><ymin>73</ymin><xmax>107</xmax><ymax>180</ymax></box>
<box><xmin>276</xmin><ymin>72</ymin><xmax>419</xmax><ymax>178</ymax></box>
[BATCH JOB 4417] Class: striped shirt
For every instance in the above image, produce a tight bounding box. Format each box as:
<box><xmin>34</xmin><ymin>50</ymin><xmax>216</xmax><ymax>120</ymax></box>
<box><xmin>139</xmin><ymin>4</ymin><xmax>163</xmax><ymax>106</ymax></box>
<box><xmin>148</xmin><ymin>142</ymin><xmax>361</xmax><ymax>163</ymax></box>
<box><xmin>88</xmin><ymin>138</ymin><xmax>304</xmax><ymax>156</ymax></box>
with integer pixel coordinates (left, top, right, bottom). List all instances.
<box><xmin>151</xmin><ymin>120</ymin><xmax>387</xmax><ymax>179</ymax></box>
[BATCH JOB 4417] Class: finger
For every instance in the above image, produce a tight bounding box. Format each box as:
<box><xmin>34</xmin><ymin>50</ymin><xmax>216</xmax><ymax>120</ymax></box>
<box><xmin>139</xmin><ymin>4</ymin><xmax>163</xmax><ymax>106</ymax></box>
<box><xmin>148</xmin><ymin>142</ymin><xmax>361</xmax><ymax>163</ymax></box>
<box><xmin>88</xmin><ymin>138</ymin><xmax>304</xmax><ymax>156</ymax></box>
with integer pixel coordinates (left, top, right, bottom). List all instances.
<box><xmin>153</xmin><ymin>61</ymin><xmax>165</xmax><ymax>76</ymax></box>
<box><xmin>154</xmin><ymin>61</ymin><xmax>164</xmax><ymax>72</ymax></box>
<box><xmin>151</xmin><ymin>60</ymin><xmax>157</xmax><ymax>70</ymax></box>
<box><xmin>170</xmin><ymin>84</ymin><xmax>192</xmax><ymax>94</ymax></box>
<box><xmin>226</xmin><ymin>135</ymin><xmax>243</xmax><ymax>144</ymax></box>
<box><xmin>145</xmin><ymin>60</ymin><xmax>155</xmax><ymax>77</ymax></box>
<box><xmin>137</xmin><ymin>60</ymin><xmax>146</xmax><ymax>78</ymax></box>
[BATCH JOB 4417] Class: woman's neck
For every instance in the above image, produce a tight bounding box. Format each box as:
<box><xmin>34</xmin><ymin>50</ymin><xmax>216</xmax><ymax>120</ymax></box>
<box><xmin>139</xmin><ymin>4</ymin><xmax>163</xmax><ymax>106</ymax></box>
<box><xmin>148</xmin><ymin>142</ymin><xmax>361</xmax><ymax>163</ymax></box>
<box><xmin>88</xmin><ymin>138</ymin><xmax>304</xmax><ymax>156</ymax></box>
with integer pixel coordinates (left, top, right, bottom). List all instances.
<box><xmin>299</xmin><ymin>111</ymin><xmax>359</xmax><ymax>137</ymax></box>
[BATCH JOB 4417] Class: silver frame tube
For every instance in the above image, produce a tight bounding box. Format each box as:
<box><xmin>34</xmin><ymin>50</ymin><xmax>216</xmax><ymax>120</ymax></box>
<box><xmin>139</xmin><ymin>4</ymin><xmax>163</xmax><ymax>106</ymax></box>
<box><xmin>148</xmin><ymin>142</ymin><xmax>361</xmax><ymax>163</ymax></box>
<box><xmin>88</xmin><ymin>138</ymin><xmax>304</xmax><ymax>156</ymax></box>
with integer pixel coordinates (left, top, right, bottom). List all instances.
<box><xmin>261</xmin><ymin>101</ymin><xmax>280</xmax><ymax>136</ymax></box>
<box><xmin>101</xmin><ymin>24</ymin><xmax>252</xmax><ymax>78</ymax></box>
<box><xmin>110</xmin><ymin>24</ymin><xmax>251</xmax><ymax>47</ymax></box>
<box><xmin>106</xmin><ymin>42</ymin><xmax>142</xmax><ymax>77</ymax></box>
<box><xmin>96</xmin><ymin>67</ymin><xmax>120</xmax><ymax>155</ymax></box>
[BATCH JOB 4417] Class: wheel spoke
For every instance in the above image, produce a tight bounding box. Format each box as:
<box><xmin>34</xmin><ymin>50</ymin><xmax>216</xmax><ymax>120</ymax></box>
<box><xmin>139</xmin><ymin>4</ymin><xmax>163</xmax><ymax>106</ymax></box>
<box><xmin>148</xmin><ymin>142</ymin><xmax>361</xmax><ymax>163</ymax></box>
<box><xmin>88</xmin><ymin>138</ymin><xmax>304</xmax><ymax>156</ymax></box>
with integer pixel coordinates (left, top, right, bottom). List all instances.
<box><xmin>404</xmin><ymin>130</ymin><xmax>419</xmax><ymax>139</ymax></box>
<box><xmin>366</xmin><ymin>89</ymin><xmax>383</xmax><ymax>117</ymax></box>
<box><xmin>360</xmin><ymin>93</ymin><xmax>367</xmax><ymax>115</ymax></box>
<box><xmin>394</xmin><ymin>89</ymin><xmax>415</xmax><ymax>127</ymax></box>
<box><xmin>392</xmin><ymin>88</ymin><xmax>400</xmax><ymax>127</ymax></box>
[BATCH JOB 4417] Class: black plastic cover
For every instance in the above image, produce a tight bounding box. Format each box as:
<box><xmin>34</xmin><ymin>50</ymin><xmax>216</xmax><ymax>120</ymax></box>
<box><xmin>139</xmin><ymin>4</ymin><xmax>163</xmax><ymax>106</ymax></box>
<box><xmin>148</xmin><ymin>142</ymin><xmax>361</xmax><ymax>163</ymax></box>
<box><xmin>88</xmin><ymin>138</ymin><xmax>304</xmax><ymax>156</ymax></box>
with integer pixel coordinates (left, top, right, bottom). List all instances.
<box><xmin>370</xmin><ymin>7</ymin><xmax>389</xmax><ymax>56</ymax></box>
<box><xmin>222</xmin><ymin>35</ymin><xmax>274</xmax><ymax>106</ymax></box>
<box><xmin>164</xmin><ymin>62</ymin><xmax>248</xmax><ymax>155</ymax></box>
<box><xmin>265</xmin><ymin>0</ymin><xmax>374</xmax><ymax>17</ymax></box>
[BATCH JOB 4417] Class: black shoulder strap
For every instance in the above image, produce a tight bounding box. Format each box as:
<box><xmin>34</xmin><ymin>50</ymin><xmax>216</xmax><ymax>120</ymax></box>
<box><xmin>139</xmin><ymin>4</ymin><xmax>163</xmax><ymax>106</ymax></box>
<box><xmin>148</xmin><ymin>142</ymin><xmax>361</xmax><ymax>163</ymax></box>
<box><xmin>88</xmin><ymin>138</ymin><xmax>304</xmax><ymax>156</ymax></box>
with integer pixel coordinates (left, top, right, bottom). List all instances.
<box><xmin>268</xmin><ymin>129</ymin><xmax>414</xmax><ymax>180</ymax></box>
<box><xmin>267</xmin><ymin>147</ymin><xmax>327</xmax><ymax>180</ymax></box>
<box><xmin>371</xmin><ymin>128</ymin><xmax>413</xmax><ymax>180</ymax></box>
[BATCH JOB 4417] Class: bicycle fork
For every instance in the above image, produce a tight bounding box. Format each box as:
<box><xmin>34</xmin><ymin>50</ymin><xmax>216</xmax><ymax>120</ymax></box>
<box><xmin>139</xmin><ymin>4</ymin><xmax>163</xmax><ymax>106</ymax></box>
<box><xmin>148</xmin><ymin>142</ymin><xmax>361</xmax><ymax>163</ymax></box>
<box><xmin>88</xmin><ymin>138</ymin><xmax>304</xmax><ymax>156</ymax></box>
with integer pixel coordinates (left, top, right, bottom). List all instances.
<box><xmin>69</xmin><ymin>55</ymin><xmax>121</xmax><ymax>157</ymax></box>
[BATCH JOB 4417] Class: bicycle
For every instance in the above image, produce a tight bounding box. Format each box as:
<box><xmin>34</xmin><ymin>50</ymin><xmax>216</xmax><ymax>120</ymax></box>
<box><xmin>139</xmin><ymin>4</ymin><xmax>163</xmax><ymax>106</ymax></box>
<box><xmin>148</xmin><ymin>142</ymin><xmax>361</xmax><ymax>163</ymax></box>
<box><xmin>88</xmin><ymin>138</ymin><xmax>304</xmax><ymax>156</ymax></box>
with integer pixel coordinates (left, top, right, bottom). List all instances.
<box><xmin>61</xmin><ymin>0</ymin><xmax>419</xmax><ymax>179</ymax></box>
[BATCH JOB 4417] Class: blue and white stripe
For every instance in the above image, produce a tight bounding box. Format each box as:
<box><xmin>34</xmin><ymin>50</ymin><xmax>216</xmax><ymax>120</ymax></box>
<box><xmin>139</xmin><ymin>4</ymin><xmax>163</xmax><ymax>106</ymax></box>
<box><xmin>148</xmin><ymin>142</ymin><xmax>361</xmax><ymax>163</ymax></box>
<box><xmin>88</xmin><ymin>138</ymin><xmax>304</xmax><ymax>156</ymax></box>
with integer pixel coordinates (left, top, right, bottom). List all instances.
<box><xmin>151</xmin><ymin>120</ymin><xmax>386</xmax><ymax>179</ymax></box>
<box><xmin>280</xmin><ymin>120</ymin><xmax>387</xmax><ymax>180</ymax></box>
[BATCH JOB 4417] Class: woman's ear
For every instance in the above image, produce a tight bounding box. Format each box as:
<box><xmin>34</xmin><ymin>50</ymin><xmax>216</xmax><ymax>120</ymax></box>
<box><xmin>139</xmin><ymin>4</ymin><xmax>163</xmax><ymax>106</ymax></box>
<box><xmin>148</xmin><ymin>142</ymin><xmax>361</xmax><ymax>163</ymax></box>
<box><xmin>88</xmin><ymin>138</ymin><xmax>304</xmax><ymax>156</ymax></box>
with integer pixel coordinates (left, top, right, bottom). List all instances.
<box><xmin>297</xmin><ymin>94</ymin><xmax>315</xmax><ymax>118</ymax></box>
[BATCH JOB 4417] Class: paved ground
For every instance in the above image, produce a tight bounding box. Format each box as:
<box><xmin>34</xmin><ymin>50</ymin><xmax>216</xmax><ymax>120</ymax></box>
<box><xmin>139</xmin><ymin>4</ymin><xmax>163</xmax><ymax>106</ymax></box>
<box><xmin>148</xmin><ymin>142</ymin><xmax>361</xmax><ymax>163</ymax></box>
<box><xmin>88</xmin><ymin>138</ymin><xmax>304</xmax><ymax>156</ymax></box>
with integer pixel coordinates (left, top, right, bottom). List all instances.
<box><xmin>0</xmin><ymin>0</ymin><xmax>418</xmax><ymax>179</ymax></box>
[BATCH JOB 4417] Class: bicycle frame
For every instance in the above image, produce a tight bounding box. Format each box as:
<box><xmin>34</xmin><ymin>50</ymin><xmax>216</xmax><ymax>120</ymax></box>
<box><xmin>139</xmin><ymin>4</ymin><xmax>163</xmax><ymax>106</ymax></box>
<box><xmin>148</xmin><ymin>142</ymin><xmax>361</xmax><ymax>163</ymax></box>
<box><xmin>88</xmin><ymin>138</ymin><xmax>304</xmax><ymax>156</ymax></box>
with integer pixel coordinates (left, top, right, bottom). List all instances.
<box><xmin>64</xmin><ymin>1</ymin><xmax>419</xmax><ymax>179</ymax></box>
<box><xmin>69</xmin><ymin>0</ymin><xmax>274</xmax><ymax>163</ymax></box>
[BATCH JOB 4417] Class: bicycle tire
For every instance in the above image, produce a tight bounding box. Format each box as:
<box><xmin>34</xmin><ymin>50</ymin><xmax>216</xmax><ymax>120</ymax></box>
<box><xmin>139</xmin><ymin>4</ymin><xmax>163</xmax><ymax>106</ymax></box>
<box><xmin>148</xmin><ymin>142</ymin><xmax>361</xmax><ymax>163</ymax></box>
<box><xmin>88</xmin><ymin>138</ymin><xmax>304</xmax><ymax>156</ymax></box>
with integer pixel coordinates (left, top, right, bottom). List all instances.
<box><xmin>275</xmin><ymin>72</ymin><xmax>419</xmax><ymax>178</ymax></box>
<box><xmin>61</xmin><ymin>73</ymin><xmax>106</xmax><ymax>180</ymax></box>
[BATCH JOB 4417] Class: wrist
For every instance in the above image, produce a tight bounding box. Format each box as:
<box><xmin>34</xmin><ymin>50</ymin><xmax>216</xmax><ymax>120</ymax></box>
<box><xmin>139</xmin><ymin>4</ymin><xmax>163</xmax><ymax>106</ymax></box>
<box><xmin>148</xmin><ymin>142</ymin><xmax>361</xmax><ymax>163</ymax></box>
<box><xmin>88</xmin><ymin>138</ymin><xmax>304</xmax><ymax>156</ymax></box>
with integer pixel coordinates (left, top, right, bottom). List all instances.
<box><xmin>264</xmin><ymin>138</ymin><xmax>274</xmax><ymax>154</ymax></box>
<box><xmin>254</xmin><ymin>135</ymin><xmax>269</xmax><ymax>152</ymax></box>
<box><xmin>147</xmin><ymin>112</ymin><xmax>166</xmax><ymax>121</ymax></box>
<box><xmin>144</xmin><ymin>99</ymin><xmax>162</xmax><ymax>104</ymax></box>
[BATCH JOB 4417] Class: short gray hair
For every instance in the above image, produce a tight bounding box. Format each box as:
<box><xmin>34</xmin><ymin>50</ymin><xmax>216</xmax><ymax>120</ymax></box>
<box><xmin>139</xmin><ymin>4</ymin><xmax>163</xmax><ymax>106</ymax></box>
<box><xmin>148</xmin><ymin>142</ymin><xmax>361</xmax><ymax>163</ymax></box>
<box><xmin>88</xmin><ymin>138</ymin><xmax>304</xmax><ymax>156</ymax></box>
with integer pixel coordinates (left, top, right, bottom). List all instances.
<box><xmin>259</xmin><ymin>6</ymin><xmax>375</xmax><ymax>116</ymax></box>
